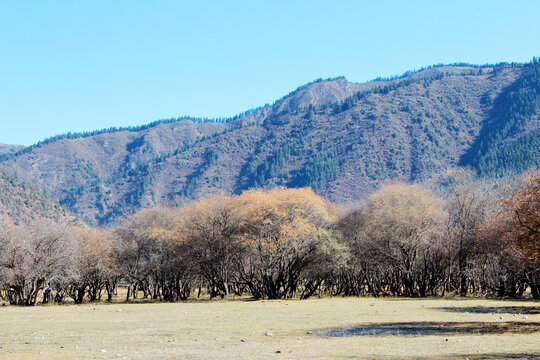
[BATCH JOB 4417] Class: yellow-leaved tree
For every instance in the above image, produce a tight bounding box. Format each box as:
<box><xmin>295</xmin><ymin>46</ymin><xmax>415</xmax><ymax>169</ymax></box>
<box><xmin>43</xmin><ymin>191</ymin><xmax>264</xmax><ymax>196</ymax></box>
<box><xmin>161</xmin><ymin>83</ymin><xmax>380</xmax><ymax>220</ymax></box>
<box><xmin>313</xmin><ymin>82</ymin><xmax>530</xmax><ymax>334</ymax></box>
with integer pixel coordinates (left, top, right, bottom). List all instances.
<box><xmin>235</xmin><ymin>187</ymin><xmax>339</xmax><ymax>299</ymax></box>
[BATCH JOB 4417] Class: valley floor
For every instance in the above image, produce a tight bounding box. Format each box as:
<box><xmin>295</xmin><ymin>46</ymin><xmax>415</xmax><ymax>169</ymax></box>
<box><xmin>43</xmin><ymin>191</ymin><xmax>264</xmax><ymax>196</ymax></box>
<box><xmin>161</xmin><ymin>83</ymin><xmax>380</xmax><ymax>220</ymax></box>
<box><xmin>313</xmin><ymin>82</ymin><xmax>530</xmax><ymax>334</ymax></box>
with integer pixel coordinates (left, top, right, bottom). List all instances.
<box><xmin>0</xmin><ymin>297</ymin><xmax>539</xmax><ymax>359</ymax></box>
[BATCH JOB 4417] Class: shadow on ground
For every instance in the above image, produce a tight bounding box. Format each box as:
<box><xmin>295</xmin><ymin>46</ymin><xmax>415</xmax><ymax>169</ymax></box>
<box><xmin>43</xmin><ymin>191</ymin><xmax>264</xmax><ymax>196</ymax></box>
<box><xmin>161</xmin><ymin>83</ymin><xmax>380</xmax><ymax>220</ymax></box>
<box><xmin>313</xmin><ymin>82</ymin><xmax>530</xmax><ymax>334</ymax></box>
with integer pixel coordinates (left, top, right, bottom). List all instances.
<box><xmin>444</xmin><ymin>354</ymin><xmax>540</xmax><ymax>360</ymax></box>
<box><xmin>314</xmin><ymin>321</ymin><xmax>540</xmax><ymax>337</ymax></box>
<box><xmin>439</xmin><ymin>306</ymin><xmax>540</xmax><ymax>315</ymax></box>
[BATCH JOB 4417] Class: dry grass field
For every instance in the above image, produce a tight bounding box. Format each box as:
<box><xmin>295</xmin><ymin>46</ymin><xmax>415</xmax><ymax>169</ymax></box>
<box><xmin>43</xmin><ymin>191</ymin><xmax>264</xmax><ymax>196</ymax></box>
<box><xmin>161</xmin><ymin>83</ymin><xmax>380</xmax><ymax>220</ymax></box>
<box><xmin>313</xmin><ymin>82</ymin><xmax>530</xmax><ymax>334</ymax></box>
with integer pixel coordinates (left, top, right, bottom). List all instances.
<box><xmin>0</xmin><ymin>297</ymin><xmax>539</xmax><ymax>359</ymax></box>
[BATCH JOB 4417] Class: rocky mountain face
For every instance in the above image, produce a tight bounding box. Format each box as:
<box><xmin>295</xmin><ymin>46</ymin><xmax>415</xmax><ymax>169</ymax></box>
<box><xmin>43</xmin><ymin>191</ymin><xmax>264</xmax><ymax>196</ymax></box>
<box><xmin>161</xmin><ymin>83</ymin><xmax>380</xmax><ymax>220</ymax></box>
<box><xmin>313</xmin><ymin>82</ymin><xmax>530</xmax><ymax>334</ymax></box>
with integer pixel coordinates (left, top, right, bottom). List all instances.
<box><xmin>1</xmin><ymin>61</ymin><xmax>539</xmax><ymax>226</ymax></box>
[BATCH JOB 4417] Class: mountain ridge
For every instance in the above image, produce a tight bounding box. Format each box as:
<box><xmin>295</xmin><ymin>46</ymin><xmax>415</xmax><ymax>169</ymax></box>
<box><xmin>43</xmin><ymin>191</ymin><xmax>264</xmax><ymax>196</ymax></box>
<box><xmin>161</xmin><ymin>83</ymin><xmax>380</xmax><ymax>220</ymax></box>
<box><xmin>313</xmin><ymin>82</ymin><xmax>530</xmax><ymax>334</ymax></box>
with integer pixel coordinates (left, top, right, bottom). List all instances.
<box><xmin>1</xmin><ymin>60</ymin><xmax>538</xmax><ymax>226</ymax></box>
<box><xmin>0</xmin><ymin>61</ymin><xmax>514</xmax><ymax>158</ymax></box>
<box><xmin>0</xmin><ymin>143</ymin><xmax>25</xmax><ymax>156</ymax></box>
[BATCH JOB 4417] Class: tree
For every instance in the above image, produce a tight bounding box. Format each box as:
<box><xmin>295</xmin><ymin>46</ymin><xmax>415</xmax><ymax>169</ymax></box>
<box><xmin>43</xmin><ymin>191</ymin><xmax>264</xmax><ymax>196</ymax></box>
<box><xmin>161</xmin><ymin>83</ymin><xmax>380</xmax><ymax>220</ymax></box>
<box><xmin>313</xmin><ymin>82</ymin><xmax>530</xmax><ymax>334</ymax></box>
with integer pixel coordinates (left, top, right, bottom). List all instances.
<box><xmin>115</xmin><ymin>208</ymin><xmax>176</xmax><ymax>301</ymax></box>
<box><xmin>338</xmin><ymin>209</ymin><xmax>389</xmax><ymax>297</ymax></box>
<box><xmin>434</xmin><ymin>168</ymin><xmax>498</xmax><ymax>296</ymax></box>
<box><xmin>235</xmin><ymin>187</ymin><xmax>338</xmax><ymax>299</ymax></box>
<box><xmin>503</xmin><ymin>170</ymin><xmax>540</xmax><ymax>260</ymax></box>
<box><xmin>501</xmin><ymin>170</ymin><xmax>540</xmax><ymax>297</ymax></box>
<box><xmin>180</xmin><ymin>194</ymin><xmax>242</xmax><ymax>300</ymax></box>
<box><xmin>352</xmin><ymin>183</ymin><xmax>448</xmax><ymax>297</ymax></box>
<box><xmin>66</xmin><ymin>227</ymin><xmax>119</xmax><ymax>303</ymax></box>
<box><xmin>0</xmin><ymin>220</ymin><xmax>77</xmax><ymax>306</ymax></box>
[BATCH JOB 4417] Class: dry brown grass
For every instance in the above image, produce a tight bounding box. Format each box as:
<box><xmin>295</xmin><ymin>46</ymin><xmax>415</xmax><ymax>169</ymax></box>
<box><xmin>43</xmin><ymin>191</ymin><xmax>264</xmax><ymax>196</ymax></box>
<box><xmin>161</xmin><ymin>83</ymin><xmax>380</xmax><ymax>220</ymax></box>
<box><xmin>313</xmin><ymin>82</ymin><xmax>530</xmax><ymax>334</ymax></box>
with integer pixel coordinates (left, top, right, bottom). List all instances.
<box><xmin>0</xmin><ymin>297</ymin><xmax>539</xmax><ymax>359</ymax></box>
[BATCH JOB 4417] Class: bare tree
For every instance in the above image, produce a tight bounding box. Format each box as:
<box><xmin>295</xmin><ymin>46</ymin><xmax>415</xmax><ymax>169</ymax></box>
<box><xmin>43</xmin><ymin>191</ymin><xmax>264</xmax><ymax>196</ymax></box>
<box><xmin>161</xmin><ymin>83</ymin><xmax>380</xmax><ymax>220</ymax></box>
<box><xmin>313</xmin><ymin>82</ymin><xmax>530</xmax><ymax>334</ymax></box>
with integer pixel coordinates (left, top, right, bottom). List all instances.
<box><xmin>180</xmin><ymin>194</ymin><xmax>242</xmax><ymax>300</ymax></box>
<box><xmin>434</xmin><ymin>169</ymin><xmax>499</xmax><ymax>296</ymax></box>
<box><xmin>0</xmin><ymin>220</ymin><xmax>77</xmax><ymax>306</ymax></box>
<box><xmin>343</xmin><ymin>183</ymin><xmax>448</xmax><ymax>297</ymax></box>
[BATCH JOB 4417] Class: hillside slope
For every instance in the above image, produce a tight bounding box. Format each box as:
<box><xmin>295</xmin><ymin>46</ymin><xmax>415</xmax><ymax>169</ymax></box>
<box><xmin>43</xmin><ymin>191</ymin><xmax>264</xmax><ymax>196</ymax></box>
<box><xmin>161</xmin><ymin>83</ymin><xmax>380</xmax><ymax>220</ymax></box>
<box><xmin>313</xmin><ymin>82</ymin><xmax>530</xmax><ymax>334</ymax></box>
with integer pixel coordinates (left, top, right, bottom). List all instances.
<box><xmin>1</xmin><ymin>61</ymin><xmax>539</xmax><ymax>225</ymax></box>
<box><xmin>0</xmin><ymin>143</ymin><xmax>25</xmax><ymax>156</ymax></box>
<box><xmin>0</xmin><ymin>168</ymin><xmax>76</xmax><ymax>226</ymax></box>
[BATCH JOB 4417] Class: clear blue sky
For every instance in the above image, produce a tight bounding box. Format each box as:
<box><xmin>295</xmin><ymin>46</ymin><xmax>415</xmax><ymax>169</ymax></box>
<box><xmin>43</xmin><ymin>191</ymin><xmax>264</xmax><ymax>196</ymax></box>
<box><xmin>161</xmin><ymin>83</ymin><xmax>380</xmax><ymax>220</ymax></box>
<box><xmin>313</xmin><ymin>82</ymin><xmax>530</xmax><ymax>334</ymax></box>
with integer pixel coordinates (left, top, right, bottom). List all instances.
<box><xmin>1</xmin><ymin>0</ymin><xmax>539</xmax><ymax>145</ymax></box>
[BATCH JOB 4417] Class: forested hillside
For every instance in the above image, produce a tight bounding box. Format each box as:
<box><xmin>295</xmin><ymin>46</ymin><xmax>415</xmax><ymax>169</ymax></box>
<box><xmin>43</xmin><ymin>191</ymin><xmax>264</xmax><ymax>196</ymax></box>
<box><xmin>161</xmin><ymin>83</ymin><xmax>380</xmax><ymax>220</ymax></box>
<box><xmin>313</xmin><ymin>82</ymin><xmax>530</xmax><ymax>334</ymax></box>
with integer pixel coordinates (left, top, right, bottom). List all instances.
<box><xmin>0</xmin><ymin>60</ymin><xmax>539</xmax><ymax>225</ymax></box>
<box><xmin>0</xmin><ymin>143</ymin><xmax>25</xmax><ymax>156</ymax></box>
<box><xmin>460</xmin><ymin>58</ymin><xmax>540</xmax><ymax>175</ymax></box>
<box><xmin>0</xmin><ymin>168</ymin><xmax>75</xmax><ymax>226</ymax></box>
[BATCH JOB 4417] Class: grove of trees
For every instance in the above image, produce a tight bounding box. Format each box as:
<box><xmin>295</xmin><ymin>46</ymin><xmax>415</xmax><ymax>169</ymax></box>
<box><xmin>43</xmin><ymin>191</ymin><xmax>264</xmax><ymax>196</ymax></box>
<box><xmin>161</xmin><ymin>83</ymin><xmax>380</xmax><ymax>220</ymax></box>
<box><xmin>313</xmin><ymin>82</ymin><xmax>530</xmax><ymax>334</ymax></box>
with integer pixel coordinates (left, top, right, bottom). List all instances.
<box><xmin>0</xmin><ymin>170</ymin><xmax>538</xmax><ymax>305</ymax></box>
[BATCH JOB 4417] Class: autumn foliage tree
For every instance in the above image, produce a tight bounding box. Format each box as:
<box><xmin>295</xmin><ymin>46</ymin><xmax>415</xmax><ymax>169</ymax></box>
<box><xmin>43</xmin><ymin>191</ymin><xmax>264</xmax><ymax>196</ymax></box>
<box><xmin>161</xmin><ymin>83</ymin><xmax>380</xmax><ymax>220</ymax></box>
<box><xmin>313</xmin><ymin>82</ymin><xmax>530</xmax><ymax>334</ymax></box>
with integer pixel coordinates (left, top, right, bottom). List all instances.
<box><xmin>2</xmin><ymin>174</ymin><xmax>540</xmax><ymax>305</ymax></box>
<box><xmin>66</xmin><ymin>227</ymin><xmax>119</xmax><ymax>303</ymax></box>
<box><xmin>178</xmin><ymin>188</ymin><xmax>340</xmax><ymax>300</ymax></box>
<box><xmin>499</xmin><ymin>171</ymin><xmax>540</xmax><ymax>298</ymax></box>
<box><xmin>503</xmin><ymin>171</ymin><xmax>540</xmax><ymax>262</ymax></box>
<box><xmin>235</xmin><ymin>187</ymin><xmax>339</xmax><ymax>299</ymax></box>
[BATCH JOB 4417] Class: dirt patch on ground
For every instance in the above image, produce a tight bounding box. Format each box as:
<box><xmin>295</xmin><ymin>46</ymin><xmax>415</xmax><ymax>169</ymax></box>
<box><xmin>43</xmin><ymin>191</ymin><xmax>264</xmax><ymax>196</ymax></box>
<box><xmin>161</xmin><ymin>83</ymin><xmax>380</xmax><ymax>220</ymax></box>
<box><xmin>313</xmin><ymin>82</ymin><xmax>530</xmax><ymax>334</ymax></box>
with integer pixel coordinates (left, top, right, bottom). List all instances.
<box><xmin>315</xmin><ymin>321</ymin><xmax>540</xmax><ymax>337</ymax></box>
<box><xmin>439</xmin><ymin>306</ymin><xmax>540</xmax><ymax>315</ymax></box>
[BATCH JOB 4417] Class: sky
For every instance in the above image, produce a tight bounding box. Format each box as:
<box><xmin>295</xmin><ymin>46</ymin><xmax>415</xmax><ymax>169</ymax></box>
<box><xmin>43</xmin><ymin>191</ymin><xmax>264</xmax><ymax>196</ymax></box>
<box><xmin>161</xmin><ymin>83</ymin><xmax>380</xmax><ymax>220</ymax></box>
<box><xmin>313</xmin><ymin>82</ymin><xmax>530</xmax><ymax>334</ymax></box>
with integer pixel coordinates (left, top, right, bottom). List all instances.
<box><xmin>0</xmin><ymin>1</ymin><xmax>539</xmax><ymax>145</ymax></box>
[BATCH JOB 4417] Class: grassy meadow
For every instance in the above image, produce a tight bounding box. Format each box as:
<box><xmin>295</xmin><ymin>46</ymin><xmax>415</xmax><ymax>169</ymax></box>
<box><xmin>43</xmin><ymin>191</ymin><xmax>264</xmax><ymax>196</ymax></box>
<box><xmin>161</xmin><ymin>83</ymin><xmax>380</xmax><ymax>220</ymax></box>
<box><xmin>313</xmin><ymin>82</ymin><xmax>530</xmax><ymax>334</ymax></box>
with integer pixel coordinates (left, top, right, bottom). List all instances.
<box><xmin>0</xmin><ymin>297</ymin><xmax>539</xmax><ymax>359</ymax></box>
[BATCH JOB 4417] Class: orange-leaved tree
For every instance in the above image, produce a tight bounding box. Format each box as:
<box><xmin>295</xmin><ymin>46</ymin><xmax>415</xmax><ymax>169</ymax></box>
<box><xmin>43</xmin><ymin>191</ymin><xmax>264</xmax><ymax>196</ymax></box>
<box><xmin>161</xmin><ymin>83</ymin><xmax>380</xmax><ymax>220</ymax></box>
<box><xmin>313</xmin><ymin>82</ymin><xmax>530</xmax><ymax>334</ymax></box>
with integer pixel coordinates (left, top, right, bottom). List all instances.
<box><xmin>501</xmin><ymin>170</ymin><xmax>540</xmax><ymax>298</ymax></box>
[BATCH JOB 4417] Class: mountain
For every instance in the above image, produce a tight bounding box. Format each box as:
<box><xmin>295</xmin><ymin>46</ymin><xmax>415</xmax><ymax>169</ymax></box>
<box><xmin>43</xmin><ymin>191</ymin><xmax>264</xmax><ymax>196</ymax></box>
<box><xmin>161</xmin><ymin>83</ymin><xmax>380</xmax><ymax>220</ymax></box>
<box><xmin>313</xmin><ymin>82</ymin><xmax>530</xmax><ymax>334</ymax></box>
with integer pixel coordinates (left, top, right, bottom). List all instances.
<box><xmin>1</xmin><ymin>60</ymin><xmax>539</xmax><ymax>226</ymax></box>
<box><xmin>0</xmin><ymin>143</ymin><xmax>25</xmax><ymax>156</ymax></box>
<box><xmin>0</xmin><ymin>168</ymin><xmax>76</xmax><ymax>226</ymax></box>
<box><xmin>459</xmin><ymin>61</ymin><xmax>540</xmax><ymax>175</ymax></box>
